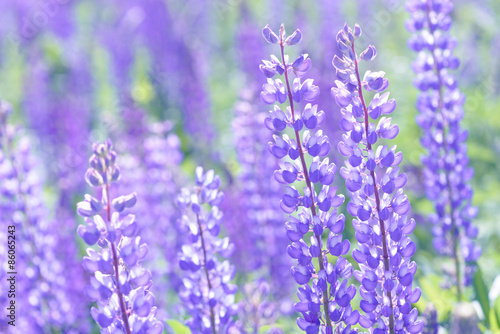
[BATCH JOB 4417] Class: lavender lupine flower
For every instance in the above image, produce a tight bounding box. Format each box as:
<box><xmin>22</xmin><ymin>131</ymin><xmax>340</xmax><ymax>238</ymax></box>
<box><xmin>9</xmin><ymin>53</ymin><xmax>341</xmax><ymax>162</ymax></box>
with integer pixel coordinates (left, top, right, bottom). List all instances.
<box><xmin>0</xmin><ymin>100</ymin><xmax>87</xmax><ymax>332</ymax></box>
<box><xmin>260</xmin><ymin>24</ymin><xmax>360</xmax><ymax>334</ymax></box>
<box><xmin>331</xmin><ymin>24</ymin><xmax>423</xmax><ymax>333</ymax></box>
<box><xmin>76</xmin><ymin>140</ymin><xmax>163</xmax><ymax>334</ymax></box>
<box><xmin>406</xmin><ymin>0</ymin><xmax>481</xmax><ymax>294</ymax></box>
<box><xmin>177</xmin><ymin>167</ymin><xmax>238</xmax><ymax>333</ymax></box>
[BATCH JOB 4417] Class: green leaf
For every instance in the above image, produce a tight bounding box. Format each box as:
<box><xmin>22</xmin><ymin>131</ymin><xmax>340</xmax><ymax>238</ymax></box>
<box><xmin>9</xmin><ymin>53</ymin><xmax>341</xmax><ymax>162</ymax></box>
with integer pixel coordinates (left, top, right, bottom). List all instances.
<box><xmin>417</xmin><ymin>274</ymin><xmax>455</xmax><ymax>322</ymax></box>
<box><xmin>473</xmin><ymin>266</ymin><xmax>491</xmax><ymax>328</ymax></box>
<box><xmin>165</xmin><ymin>319</ymin><xmax>190</xmax><ymax>334</ymax></box>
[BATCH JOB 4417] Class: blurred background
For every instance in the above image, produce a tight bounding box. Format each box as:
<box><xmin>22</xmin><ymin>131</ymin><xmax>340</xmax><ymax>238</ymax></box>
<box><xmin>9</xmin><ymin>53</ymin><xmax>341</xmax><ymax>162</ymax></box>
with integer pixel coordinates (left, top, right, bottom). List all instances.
<box><xmin>1</xmin><ymin>0</ymin><xmax>500</xmax><ymax>332</ymax></box>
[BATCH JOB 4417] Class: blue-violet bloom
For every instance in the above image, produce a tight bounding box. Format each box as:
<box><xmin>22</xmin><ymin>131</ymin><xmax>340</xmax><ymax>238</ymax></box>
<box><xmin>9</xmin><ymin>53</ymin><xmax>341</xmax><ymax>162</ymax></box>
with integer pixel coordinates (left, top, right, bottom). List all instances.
<box><xmin>331</xmin><ymin>23</ymin><xmax>423</xmax><ymax>333</ymax></box>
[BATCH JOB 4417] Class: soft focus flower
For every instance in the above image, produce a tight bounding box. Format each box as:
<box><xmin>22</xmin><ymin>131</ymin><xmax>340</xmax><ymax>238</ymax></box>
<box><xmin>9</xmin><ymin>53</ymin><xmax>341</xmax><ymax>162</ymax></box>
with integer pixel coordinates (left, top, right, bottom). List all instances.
<box><xmin>113</xmin><ymin>105</ymin><xmax>185</xmax><ymax>317</ymax></box>
<box><xmin>0</xmin><ymin>100</ymin><xmax>88</xmax><ymax>333</ymax></box>
<box><xmin>406</xmin><ymin>0</ymin><xmax>481</xmax><ymax>293</ymax></box>
<box><xmin>225</xmin><ymin>89</ymin><xmax>293</xmax><ymax>301</ymax></box>
<box><xmin>230</xmin><ymin>281</ymin><xmax>284</xmax><ymax>334</ymax></box>
<box><xmin>331</xmin><ymin>24</ymin><xmax>423</xmax><ymax>333</ymax></box>
<box><xmin>422</xmin><ymin>304</ymin><xmax>438</xmax><ymax>334</ymax></box>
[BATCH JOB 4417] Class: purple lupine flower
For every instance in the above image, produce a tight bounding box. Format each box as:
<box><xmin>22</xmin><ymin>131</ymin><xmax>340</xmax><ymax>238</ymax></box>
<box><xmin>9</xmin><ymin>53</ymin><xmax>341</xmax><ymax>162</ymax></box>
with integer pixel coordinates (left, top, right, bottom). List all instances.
<box><xmin>177</xmin><ymin>167</ymin><xmax>238</xmax><ymax>333</ymax></box>
<box><xmin>0</xmin><ymin>100</ymin><xmax>88</xmax><ymax>332</ymax></box>
<box><xmin>76</xmin><ymin>140</ymin><xmax>163</xmax><ymax>334</ymax></box>
<box><xmin>331</xmin><ymin>24</ymin><xmax>423</xmax><ymax>333</ymax></box>
<box><xmin>406</xmin><ymin>0</ymin><xmax>481</xmax><ymax>294</ymax></box>
<box><xmin>225</xmin><ymin>88</ymin><xmax>293</xmax><ymax>302</ymax></box>
<box><xmin>260</xmin><ymin>24</ymin><xmax>359</xmax><ymax>334</ymax></box>
<box><xmin>230</xmin><ymin>281</ymin><xmax>284</xmax><ymax>334</ymax></box>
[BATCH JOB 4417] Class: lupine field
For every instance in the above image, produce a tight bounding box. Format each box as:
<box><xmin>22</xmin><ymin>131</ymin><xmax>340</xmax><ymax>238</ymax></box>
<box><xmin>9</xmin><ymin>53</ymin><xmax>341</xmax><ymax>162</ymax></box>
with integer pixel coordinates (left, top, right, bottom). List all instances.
<box><xmin>0</xmin><ymin>0</ymin><xmax>499</xmax><ymax>333</ymax></box>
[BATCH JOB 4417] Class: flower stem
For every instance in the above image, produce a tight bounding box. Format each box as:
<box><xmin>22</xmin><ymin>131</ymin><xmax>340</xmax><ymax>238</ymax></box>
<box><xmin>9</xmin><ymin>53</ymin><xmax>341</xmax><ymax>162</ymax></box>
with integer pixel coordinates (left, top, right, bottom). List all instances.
<box><xmin>197</xmin><ymin>213</ymin><xmax>217</xmax><ymax>334</ymax></box>
<box><xmin>105</xmin><ymin>184</ymin><xmax>132</xmax><ymax>334</ymax></box>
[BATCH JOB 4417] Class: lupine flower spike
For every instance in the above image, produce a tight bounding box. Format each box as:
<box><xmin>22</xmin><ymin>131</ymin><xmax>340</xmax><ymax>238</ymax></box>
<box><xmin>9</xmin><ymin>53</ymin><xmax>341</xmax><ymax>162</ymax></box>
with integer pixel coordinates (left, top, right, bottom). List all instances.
<box><xmin>331</xmin><ymin>24</ymin><xmax>423</xmax><ymax>333</ymax></box>
<box><xmin>406</xmin><ymin>0</ymin><xmax>481</xmax><ymax>297</ymax></box>
<box><xmin>76</xmin><ymin>141</ymin><xmax>163</xmax><ymax>334</ymax></box>
<box><xmin>177</xmin><ymin>167</ymin><xmax>238</xmax><ymax>333</ymax></box>
<box><xmin>260</xmin><ymin>24</ymin><xmax>360</xmax><ymax>334</ymax></box>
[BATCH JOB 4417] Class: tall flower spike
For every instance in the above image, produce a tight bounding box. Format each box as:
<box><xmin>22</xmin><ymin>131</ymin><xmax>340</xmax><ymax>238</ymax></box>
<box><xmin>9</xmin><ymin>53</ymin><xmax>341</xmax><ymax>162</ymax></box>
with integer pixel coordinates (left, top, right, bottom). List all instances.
<box><xmin>76</xmin><ymin>141</ymin><xmax>163</xmax><ymax>334</ymax></box>
<box><xmin>331</xmin><ymin>24</ymin><xmax>423</xmax><ymax>333</ymax></box>
<box><xmin>260</xmin><ymin>24</ymin><xmax>359</xmax><ymax>334</ymax></box>
<box><xmin>177</xmin><ymin>167</ymin><xmax>238</xmax><ymax>333</ymax></box>
<box><xmin>406</xmin><ymin>0</ymin><xmax>481</xmax><ymax>295</ymax></box>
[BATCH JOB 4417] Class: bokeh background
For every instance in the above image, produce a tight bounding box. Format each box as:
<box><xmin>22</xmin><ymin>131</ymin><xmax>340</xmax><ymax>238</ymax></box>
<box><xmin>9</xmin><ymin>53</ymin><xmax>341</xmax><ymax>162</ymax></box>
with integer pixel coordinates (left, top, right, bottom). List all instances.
<box><xmin>1</xmin><ymin>0</ymin><xmax>500</xmax><ymax>333</ymax></box>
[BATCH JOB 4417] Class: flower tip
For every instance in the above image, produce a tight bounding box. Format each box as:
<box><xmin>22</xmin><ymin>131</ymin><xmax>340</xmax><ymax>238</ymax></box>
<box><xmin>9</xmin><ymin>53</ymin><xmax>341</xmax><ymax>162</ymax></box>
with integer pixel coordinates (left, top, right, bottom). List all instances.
<box><xmin>286</xmin><ymin>28</ymin><xmax>302</xmax><ymax>46</ymax></box>
<box><xmin>354</xmin><ymin>24</ymin><xmax>362</xmax><ymax>38</ymax></box>
<box><xmin>262</xmin><ymin>24</ymin><xmax>278</xmax><ymax>44</ymax></box>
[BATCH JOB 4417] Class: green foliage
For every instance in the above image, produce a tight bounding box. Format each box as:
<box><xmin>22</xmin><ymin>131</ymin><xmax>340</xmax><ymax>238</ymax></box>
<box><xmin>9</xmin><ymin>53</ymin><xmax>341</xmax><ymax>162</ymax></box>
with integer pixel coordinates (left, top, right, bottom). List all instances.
<box><xmin>416</xmin><ymin>274</ymin><xmax>457</xmax><ymax>323</ymax></box>
<box><xmin>473</xmin><ymin>266</ymin><xmax>491</xmax><ymax>328</ymax></box>
<box><xmin>165</xmin><ymin>319</ymin><xmax>189</xmax><ymax>334</ymax></box>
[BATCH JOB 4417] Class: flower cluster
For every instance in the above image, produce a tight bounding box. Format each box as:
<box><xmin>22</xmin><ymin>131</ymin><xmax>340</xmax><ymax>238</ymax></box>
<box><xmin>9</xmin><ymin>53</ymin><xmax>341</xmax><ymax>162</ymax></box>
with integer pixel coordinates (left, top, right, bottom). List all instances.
<box><xmin>406</xmin><ymin>0</ymin><xmax>481</xmax><ymax>292</ymax></box>
<box><xmin>76</xmin><ymin>141</ymin><xmax>163</xmax><ymax>334</ymax></box>
<box><xmin>0</xmin><ymin>100</ymin><xmax>87</xmax><ymax>333</ymax></box>
<box><xmin>260</xmin><ymin>24</ymin><xmax>359</xmax><ymax>334</ymax></box>
<box><xmin>331</xmin><ymin>24</ymin><xmax>423</xmax><ymax>333</ymax></box>
<box><xmin>177</xmin><ymin>167</ymin><xmax>238</xmax><ymax>333</ymax></box>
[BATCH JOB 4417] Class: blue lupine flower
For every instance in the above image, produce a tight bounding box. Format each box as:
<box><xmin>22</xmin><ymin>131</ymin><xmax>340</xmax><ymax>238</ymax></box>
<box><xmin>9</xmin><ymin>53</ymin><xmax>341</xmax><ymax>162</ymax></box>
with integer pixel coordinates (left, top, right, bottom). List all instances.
<box><xmin>177</xmin><ymin>167</ymin><xmax>238</xmax><ymax>333</ymax></box>
<box><xmin>76</xmin><ymin>140</ymin><xmax>163</xmax><ymax>334</ymax></box>
<box><xmin>331</xmin><ymin>24</ymin><xmax>423</xmax><ymax>333</ymax></box>
<box><xmin>260</xmin><ymin>24</ymin><xmax>359</xmax><ymax>334</ymax></box>
<box><xmin>406</xmin><ymin>0</ymin><xmax>481</xmax><ymax>294</ymax></box>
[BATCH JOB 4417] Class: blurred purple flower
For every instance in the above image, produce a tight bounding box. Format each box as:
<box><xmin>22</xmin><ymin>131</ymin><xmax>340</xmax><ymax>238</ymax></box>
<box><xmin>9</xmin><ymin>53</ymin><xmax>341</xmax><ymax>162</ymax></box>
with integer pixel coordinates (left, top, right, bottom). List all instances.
<box><xmin>422</xmin><ymin>304</ymin><xmax>438</xmax><ymax>334</ymax></box>
<box><xmin>0</xmin><ymin>100</ymin><xmax>89</xmax><ymax>333</ymax></box>
<box><xmin>139</xmin><ymin>0</ymin><xmax>215</xmax><ymax>148</ymax></box>
<box><xmin>225</xmin><ymin>88</ymin><xmax>293</xmax><ymax>302</ymax></box>
<box><xmin>230</xmin><ymin>281</ymin><xmax>284</xmax><ymax>334</ymax></box>
<box><xmin>406</xmin><ymin>0</ymin><xmax>481</xmax><ymax>292</ymax></box>
<box><xmin>113</xmin><ymin>105</ymin><xmax>185</xmax><ymax>316</ymax></box>
<box><xmin>331</xmin><ymin>23</ymin><xmax>423</xmax><ymax>333</ymax></box>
